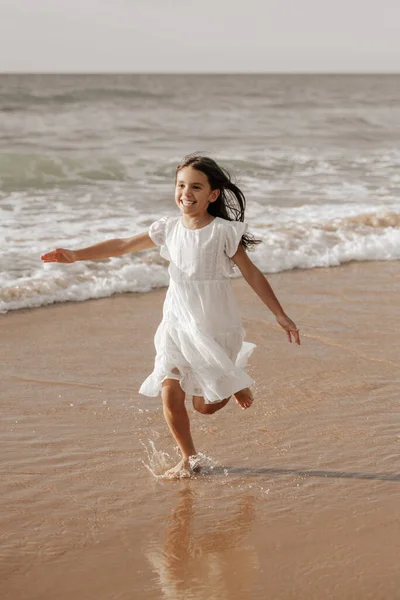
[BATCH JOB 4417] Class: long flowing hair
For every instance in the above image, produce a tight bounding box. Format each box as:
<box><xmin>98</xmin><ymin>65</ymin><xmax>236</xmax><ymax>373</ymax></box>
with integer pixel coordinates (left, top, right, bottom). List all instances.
<box><xmin>176</xmin><ymin>153</ymin><xmax>262</xmax><ymax>252</ymax></box>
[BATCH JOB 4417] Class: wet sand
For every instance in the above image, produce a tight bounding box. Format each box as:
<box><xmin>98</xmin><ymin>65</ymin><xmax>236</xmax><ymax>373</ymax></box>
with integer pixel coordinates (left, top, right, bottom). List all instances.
<box><xmin>1</xmin><ymin>261</ymin><xmax>400</xmax><ymax>600</ymax></box>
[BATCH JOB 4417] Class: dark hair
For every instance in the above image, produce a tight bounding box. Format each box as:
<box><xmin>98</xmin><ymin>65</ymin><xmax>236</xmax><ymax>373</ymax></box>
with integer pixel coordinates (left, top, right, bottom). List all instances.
<box><xmin>176</xmin><ymin>153</ymin><xmax>262</xmax><ymax>252</ymax></box>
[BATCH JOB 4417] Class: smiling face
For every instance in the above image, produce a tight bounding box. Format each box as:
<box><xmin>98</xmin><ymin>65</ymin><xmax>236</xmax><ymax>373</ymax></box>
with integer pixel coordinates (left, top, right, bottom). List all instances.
<box><xmin>175</xmin><ymin>166</ymin><xmax>220</xmax><ymax>218</ymax></box>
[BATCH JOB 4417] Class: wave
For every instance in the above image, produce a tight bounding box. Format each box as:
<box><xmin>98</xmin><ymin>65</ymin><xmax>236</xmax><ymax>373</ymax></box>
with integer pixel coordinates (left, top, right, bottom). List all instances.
<box><xmin>328</xmin><ymin>211</ymin><xmax>400</xmax><ymax>229</ymax></box>
<box><xmin>1</xmin><ymin>209</ymin><xmax>399</xmax><ymax>314</ymax></box>
<box><xmin>0</xmin><ymin>88</ymin><xmax>171</xmax><ymax>111</ymax></box>
<box><xmin>0</xmin><ymin>152</ymin><xmax>342</xmax><ymax>191</ymax></box>
<box><xmin>252</xmin><ymin>210</ymin><xmax>400</xmax><ymax>273</ymax></box>
<box><xmin>0</xmin><ymin>153</ymin><xmax>129</xmax><ymax>189</ymax></box>
<box><xmin>0</xmin><ymin>260</ymin><xmax>170</xmax><ymax>314</ymax></box>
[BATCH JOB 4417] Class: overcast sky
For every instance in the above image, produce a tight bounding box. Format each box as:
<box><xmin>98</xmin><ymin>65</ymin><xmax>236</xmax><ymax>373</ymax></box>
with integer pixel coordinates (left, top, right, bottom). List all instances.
<box><xmin>1</xmin><ymin>0</ymin><xmax>400</xmax><ymax>73</ymax></box>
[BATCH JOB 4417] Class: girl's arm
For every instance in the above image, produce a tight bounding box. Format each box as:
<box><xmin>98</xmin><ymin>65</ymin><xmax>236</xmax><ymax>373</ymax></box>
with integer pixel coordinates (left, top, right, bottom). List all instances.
<box><xmin>41</xmin><ymin>232</ymin><xmax>156</xmax><ymax>263</ymax></box>
<box><xmin>232</xmin><ymin>245</ymin><xmax>300</xmax><ymax>345</ymax></box>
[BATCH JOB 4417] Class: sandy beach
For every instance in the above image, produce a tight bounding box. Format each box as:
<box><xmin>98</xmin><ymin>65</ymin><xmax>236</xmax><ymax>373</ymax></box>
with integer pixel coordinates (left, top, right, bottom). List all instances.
<box><xmin>1</xmin><ymin>260</ymin><xmax>400</xmax><ymax>600</ymax></box>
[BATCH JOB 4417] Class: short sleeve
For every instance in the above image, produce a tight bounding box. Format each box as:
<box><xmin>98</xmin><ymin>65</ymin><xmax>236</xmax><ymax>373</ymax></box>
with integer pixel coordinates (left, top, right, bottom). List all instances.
<box><xmin>148</xmin><ymin>216</ymin><xmax>168</xmax><ymax>246</ymax></box>
<box><xmin>224</xmin><ymin>220</ymin><xmax>248</xmax><ymax>258</ymax></box>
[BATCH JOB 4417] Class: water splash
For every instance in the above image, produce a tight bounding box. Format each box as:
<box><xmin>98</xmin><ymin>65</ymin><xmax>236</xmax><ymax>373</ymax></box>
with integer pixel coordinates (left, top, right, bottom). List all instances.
<box><xmin>141</xmin><ymin>440</ymin><xmax>218</xmax><ymax>479</ymax></box>
<box><xmin>141</xmin><ymin>440</ymin><xmax>173</xmax><ymax>478</ymax></box>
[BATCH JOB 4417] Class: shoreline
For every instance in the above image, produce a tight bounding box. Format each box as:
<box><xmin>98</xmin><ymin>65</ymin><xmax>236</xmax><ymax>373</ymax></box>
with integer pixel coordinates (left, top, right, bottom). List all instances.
<box><xmin>2</xmin><ymin>257</ymin><xmax>399</xmax><ymax>318</ymax></box>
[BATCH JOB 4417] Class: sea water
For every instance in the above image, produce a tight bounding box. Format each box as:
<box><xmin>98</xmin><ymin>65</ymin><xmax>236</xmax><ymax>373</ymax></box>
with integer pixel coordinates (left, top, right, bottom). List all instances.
<box><xmin>1</xmin><ymin>73</ymin><xmax>400</xmax><ymax>313</ymax></box>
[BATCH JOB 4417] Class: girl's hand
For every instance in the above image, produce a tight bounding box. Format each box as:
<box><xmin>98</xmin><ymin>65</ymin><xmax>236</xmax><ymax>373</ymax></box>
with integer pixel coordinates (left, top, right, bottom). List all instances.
<box><xmin>276</xmin><ymin>313</ymin><xmax>301</xmax><ymax>345</ymax></box>
<box><xmin>41</xmin><ymin>248</ymin><xmax>76</xmax><ymax>263</ymax></box>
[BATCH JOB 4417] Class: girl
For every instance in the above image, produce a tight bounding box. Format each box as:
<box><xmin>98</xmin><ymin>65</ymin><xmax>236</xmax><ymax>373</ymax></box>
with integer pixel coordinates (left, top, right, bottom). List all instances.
<box><xmin>41</xmin><ymin>154</ymin><xmax>300</xmax><ymax>478</ymax></box>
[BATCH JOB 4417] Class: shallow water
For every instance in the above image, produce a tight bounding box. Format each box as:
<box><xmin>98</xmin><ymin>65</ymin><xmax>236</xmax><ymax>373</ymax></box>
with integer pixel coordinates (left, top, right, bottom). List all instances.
<box><xmin>1</xmin><ymin>262</ymin><xmax>400</xmax><ymax>599</ymax></box>
<box><xmin>2</xmin><ymin>386</ymin><xmax>400</xmax><ymax>599</ymax></box>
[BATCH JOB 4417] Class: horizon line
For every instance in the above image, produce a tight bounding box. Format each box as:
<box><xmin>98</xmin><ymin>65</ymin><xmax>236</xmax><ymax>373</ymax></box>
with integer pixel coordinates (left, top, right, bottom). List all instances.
<box><xmin>1</xmin><ymin>71</ymin><xmax>400</xmax><ymax>76</ymax></box>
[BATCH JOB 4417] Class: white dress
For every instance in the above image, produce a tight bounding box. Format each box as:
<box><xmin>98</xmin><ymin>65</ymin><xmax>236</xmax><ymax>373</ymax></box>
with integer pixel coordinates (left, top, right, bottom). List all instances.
<box><xmin>139</xmin><ymin>215</ymin><xmax>256</xmax><ymax>404</ymax></box>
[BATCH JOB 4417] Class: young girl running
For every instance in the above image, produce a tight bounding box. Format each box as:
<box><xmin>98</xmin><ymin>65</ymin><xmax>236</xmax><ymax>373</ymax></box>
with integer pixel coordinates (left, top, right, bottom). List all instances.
<box><xmin>41</xmin><ymin>154</ymin><xmax>300</xmax><ymax>478</ymax></box>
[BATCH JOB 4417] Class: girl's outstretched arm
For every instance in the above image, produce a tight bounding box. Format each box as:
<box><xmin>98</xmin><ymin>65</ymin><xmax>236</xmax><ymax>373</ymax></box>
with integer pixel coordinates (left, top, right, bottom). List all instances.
<box><xmin>232</xmin><ymin>245</ymin><xmax>300</xmax><ymax>345</ymax></box>
<box><xmin>41</xmin><ymin>232</ymin><xmax>156</xmax><ymax>263</ymax></box>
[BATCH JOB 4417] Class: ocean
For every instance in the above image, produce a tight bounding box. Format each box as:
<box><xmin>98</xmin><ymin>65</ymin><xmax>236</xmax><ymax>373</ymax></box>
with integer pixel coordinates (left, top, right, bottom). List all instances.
<box><xmin>1</xmin><ymin>73</ymin><xmax>399</xmax><ymax>313</ymax></box>
<box><xmin>2</xmin><ymin>74</ymin><xmax>400</xmax><ymax>599</ymax></box>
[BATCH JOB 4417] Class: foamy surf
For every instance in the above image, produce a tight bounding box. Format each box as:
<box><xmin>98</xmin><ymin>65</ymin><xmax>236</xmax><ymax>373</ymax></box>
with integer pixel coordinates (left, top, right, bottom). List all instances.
<box><xmin>1</xmin><ymin>207</ymin><xmax>399</xmax><ymax>313</ymax></box>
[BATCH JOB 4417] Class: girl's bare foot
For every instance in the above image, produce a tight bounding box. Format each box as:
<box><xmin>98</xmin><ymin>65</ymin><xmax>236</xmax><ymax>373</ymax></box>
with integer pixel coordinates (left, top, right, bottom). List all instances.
<box><xmin>163</xmin><ymin>455</ymin><xmax>200</xmax><ymax>479</ymax></box>
<box><xmin>234</xmin><ymin>387</ymin><xmax>254</xmax><ymax>410</ymax></box>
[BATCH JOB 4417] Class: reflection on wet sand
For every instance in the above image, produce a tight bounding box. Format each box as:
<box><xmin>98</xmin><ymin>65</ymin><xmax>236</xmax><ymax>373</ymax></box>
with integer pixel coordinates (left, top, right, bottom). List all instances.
<box><xmin>147</xmin><ymin>487</ymin><xmax>259</xmax><ymax>600</ymax></box>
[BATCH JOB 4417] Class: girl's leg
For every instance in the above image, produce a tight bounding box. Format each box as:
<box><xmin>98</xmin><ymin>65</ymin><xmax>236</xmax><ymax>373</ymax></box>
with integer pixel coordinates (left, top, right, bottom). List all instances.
<box><xmin>192</xmin><ymin>395</ymin><xmax>231</xmax><ymax>414</ymax></box>
<box><xmin>192</xmin><ymin>387</ymin><xmax>254</xmax><ymax>413</ymax></box>
<box><xmin>161</xmin><ymin>377</ymin><xmax>197</xmax><ymax>477</ymax></box>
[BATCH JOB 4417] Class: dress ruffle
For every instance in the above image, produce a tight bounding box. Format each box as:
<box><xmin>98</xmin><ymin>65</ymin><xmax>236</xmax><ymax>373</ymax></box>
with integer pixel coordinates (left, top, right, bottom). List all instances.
<box><xmin>224</xmin><ymin>220</ymin><xmax>248</xmax><ymax>258</ymax></box>
<box><xmin>148</xmin><ymin>216</ymin><xmax>170</xmax><ymax>260</ymax></box>
<box><xmin>148</xmin><ymin>216</ymin><xmax>168</xmax><ymax>246</ymax></box>
<box><xmin>138</xmin><ymin>320</ymin><xmax>256</xmax><ymax>403</ymax></box>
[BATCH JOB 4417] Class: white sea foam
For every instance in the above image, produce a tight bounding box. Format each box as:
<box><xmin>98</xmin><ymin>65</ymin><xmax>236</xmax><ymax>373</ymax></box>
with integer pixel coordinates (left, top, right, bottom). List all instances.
<box><xmin>0</xmin><ymin>259</ymin><xmax>169</xmax><ymax>313</ymax></box>
<box><xmin>253</xmin><ymin>216</ymin><xmax>400</xmax><ymax>273</ymax></box>
<box><xmin>1</xmin><ymin>205</ymin><xmax>399</xmax><ymax>313</ymax></box>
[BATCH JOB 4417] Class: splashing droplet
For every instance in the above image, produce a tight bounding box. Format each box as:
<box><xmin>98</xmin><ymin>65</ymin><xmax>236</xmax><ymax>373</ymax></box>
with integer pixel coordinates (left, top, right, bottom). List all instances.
<box><xmin>141</xmin><ymin>440</ymin><xmax>173</xmax><ymax>478</ymax></box>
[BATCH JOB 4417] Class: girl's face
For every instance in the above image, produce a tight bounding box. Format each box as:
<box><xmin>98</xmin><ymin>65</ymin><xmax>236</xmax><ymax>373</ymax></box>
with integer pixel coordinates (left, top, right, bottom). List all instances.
<box><xmin>175</xmin><ymin>166</ymin><xmax>219</xmax><ymax>217</ymax></box>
